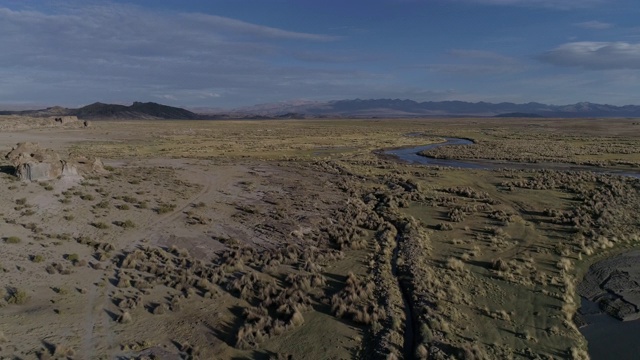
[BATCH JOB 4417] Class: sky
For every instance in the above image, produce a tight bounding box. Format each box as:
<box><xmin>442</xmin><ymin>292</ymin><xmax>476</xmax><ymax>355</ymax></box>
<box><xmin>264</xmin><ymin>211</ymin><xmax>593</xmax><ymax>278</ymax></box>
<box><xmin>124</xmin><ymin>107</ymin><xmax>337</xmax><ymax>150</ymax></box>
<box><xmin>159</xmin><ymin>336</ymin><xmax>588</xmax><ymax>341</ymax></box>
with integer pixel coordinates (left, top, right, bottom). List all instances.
<box><xmin>1</xmin><ymin>0</ymin><xmax>640</xmax><ymax>109</ymax></box>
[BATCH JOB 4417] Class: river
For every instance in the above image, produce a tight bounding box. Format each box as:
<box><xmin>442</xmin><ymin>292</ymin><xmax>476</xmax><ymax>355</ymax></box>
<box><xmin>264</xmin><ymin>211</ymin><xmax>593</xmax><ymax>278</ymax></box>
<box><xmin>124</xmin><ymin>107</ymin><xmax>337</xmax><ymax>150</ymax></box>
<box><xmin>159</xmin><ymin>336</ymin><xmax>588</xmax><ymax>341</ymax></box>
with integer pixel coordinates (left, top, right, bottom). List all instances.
<box><xmin>383</xmin><ymin>136</ymin><xmax>640</xmax><ymax>178</ymax></box>
<box><xmin>383</xmin><ymin>136</ymin><xmax>640</xmax><ymax>359</ymax></box>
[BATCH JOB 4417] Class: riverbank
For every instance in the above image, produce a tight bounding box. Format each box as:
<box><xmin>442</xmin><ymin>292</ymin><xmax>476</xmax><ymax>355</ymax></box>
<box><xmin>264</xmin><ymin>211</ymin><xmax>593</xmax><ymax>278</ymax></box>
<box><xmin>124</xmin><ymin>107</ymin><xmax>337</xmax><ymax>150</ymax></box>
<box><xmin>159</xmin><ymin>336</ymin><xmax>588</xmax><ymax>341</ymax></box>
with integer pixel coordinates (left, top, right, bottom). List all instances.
<box><xmin>383</xmin><ymin>136</ymin><xmax>640</xmax><ymax>178</ymax></box>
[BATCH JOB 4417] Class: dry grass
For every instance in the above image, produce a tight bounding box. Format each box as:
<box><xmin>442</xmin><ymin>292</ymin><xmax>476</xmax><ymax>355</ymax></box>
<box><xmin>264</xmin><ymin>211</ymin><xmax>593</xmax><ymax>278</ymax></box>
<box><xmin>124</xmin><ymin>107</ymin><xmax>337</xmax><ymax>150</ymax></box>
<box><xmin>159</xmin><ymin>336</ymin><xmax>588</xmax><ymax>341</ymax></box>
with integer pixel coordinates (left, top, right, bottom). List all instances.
<box><xmin>2</xmin><ymin>117</ymin><xmax>640</xmax><ymax>359</ymax></box>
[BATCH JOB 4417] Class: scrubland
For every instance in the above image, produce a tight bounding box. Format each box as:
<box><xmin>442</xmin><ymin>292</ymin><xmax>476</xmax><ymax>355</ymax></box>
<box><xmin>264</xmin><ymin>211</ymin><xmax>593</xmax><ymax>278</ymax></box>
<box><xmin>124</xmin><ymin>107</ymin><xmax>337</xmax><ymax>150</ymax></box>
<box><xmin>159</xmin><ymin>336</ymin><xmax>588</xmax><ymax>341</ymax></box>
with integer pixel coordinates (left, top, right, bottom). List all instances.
<box><xmin>0</xmin><ymin>116</ymin><xmax>639</xmax><ymax>359</ymax></box>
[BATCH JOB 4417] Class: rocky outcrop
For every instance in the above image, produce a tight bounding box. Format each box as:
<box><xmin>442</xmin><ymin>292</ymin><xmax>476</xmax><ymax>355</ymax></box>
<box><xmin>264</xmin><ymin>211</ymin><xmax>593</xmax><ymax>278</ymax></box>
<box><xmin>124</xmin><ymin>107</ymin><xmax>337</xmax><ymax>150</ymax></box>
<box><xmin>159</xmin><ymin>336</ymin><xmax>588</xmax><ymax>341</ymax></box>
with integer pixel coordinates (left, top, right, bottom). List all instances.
<box><xmin>5</xmin><ymin>142</ymin><xmax>106</xmax><ymax>181</ymax></box>
<box><xmin>578</xmin><ymin>250</ymin><xmax>640</xmax><ymax>321</ymax></box>
<box><xmin>50</xmin><ymin>116</ymin><xmax>79</xmax><ymax>124</ymax></box>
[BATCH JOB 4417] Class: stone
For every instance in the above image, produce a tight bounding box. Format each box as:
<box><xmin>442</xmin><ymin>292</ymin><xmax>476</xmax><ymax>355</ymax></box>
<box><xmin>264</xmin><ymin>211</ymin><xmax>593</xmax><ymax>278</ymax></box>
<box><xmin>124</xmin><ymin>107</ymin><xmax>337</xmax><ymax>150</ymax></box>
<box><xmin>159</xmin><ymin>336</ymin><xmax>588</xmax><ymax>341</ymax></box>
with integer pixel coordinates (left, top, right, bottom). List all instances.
<box><xmin>4</xmin><ymin>142</ymin><xmax>106</xmax><ymax>182</ymax></box>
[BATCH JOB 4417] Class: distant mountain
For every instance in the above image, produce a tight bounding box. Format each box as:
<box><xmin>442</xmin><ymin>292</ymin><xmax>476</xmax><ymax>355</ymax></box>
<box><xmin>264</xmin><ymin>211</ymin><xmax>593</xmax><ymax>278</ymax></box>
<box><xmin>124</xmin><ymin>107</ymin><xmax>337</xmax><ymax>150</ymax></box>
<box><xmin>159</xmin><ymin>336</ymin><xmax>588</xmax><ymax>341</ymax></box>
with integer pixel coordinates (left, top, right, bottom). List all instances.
<box><xmin>494</xmin><ymin>112</ymin><xmax>545</xmax><ymax>118</ymax></box>
<box><xmin>2</xmin><ymin>102</ymin><xmax>200</xmax><ymax>120</ymax></box>
<box><xmin>74</xmin><ymin>102</ymin><xmax>200</xmax><ymax>120</ymax></box>
<box><xmin>4</xmin><ymin>99</ymin><xmax>640</xmax><ymax>120</ymax></box>
<box><xmin>233</xmin><ymin>99</ymin><xmax>640</xmax><ymax>118</ymax></box>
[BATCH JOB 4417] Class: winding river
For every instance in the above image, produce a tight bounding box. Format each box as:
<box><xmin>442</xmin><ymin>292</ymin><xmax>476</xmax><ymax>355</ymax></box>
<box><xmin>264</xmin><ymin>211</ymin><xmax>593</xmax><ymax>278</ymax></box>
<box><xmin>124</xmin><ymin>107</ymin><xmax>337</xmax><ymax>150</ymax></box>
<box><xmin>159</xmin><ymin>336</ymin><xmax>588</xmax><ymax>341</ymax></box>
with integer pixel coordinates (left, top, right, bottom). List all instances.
<box><xmin>383</xmin><ymin>136</ymin><xmax>640</xmax><ymax>178</ymax></box>
<box><xmin>383</xmin><ymin>136</ymin><xmax>640</xmax><ymax>359</ymax></box>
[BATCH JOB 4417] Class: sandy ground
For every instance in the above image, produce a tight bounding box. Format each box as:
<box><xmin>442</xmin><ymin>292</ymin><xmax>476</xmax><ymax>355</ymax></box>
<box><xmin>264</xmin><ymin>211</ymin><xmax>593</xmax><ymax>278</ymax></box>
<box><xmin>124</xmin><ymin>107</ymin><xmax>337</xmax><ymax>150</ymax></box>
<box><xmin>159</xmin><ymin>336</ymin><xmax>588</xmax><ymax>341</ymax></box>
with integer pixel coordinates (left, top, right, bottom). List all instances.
<box><xmin>2</xmin><ymin>117</ymin><xmax>639</xmax><ymax>359</ymax></box>
<box><xmin>0</xmin><ymin>123</ymin><xmax>358</xmax><ymax>359</ymax></box>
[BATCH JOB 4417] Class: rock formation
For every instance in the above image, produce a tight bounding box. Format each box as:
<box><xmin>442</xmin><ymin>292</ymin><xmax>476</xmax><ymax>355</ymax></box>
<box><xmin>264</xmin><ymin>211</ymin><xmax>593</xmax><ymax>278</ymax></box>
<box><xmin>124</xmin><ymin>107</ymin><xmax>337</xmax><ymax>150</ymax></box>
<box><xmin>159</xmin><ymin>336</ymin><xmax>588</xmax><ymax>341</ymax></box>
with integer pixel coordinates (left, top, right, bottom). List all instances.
<box><xmin>5</xmin><ymin>142</ymin><xmax>106</xmax><ymax>181</ymax></box>
<box><xmin>50</xmin><ymin>116</ymin><xmax>79</xmax><ymax>124</ymax></box>
<box><xmin>578</xmin><ymin>250</ymin><xmax>640</xmax><ymax>321</ymax></box>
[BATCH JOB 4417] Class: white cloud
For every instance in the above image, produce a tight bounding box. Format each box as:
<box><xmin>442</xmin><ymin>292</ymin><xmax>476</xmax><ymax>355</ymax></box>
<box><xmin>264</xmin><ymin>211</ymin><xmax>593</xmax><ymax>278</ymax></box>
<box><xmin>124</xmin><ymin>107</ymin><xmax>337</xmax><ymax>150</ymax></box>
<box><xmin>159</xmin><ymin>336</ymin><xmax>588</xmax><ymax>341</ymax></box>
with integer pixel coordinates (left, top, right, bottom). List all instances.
<box><xmin>0</xmin><ymin>3</ymin><xmax>349</xmax><ymax>107</ymax></box>
<box><xmin>182</xmin><ymin>13</ymin><xmax>338</xmax><ymax>41</ymax></box>
<box><xmin>574</xmin><ymin>20</ymin><xmax>613</xmax><ymax>30</ymax></box>
<box><xmin>540</xmin><ymin>41</ymin><xmax>640</xmax><ymax>69</ymax></box>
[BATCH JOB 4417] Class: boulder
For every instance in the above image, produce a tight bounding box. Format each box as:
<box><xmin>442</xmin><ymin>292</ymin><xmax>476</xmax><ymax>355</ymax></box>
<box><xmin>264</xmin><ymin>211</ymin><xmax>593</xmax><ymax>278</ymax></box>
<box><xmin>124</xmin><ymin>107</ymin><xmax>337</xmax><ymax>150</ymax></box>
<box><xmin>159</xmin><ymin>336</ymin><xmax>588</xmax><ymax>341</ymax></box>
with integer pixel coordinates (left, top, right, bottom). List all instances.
<box><xmin>4</xmin><ymin>142</ymin><xmax>106</xmax><ymax>182</ymax></box>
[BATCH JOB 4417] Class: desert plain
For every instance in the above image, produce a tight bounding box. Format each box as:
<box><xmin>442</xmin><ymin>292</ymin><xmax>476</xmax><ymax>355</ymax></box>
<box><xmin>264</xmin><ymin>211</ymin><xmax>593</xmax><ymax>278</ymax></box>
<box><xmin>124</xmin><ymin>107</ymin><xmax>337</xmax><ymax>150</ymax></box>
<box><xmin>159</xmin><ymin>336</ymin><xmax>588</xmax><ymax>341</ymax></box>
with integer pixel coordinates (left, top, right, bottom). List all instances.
<box><xmin>1</xmin><ymin>116</ymin><xmax>640</xmax><ymax>359</ymax></box>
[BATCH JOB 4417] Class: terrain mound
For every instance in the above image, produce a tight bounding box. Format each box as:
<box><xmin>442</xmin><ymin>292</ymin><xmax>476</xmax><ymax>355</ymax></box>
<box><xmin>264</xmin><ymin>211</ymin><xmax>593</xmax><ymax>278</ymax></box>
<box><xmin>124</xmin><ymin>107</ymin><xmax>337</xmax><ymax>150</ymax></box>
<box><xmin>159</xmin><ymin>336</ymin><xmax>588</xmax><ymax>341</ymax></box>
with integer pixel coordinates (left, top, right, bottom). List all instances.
<box><xmin>578</xmin><ymin>250</ymin><xmax>640</xmax><ymax>321</ymax></box>
<box><xmin>5</xmin><ymin>142</ymin><xmax>106</xmax><ymax>181</ymax></box>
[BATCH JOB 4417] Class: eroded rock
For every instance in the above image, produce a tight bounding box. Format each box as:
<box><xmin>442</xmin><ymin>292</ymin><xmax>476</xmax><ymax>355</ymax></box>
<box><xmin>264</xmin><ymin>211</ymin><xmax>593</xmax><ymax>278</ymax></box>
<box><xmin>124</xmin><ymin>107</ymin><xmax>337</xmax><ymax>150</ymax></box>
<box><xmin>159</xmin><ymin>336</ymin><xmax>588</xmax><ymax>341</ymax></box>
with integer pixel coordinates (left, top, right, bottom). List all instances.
<box><xmin>578</xmin><ymin>250</ymin><xmax>640</xmax><ymax>321</ymax></box>
<box><xmin>5</xmin><ymin>142</ymin><xmax>106</xmax><ymax>181</ymax></box>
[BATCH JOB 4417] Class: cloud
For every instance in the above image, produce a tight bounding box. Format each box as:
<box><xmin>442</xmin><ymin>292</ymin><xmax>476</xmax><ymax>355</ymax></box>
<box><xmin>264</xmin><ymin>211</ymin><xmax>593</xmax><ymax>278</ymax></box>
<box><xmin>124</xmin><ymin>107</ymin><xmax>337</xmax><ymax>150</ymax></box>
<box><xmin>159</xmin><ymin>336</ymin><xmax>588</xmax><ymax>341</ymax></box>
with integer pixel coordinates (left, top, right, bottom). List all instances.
<box><xmin>574</xmin><ymin>21</ymin><xmax>613</xmax><ymax>29</ymax></box>
<box><xmin>458</xmin><ymin>0</ymin><xmax>606</xmax><ymax>9</ymax></box>
<box><xmin>540</xmin><ymin>41</ymin><xmax>640</xmax><ymax>69</ymax></box>
<box><xmin>0</xmin><ymin>3</ymin><xmax>347</xmax><ymax>107</ymax></box>
<box><xmin>180</xmin><ymin>13</ymin><xmax>338</xmax><ymax>41</ymax></box>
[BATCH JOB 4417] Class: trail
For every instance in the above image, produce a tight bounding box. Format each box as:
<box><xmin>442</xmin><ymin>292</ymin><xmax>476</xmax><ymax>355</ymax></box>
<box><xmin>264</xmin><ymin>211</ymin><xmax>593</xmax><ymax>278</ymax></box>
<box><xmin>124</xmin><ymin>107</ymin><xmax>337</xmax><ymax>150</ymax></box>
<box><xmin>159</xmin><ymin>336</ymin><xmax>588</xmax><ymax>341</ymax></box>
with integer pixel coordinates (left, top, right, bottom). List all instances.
<box><xmin>80</xmin><ymin>159</ymin><xmax>215</xmax><ymax>358</ymax></box>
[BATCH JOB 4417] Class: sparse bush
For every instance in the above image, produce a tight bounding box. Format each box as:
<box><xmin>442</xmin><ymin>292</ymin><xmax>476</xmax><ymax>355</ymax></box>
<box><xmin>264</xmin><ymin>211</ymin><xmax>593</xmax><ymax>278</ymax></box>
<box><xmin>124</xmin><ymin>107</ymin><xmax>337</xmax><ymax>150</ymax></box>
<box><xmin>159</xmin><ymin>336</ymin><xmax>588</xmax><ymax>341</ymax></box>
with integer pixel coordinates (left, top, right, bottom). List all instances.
<box><xmin>95</xmin><ymin>200</ymin><xmax>110</xmax><ymax>209</ymax></box>
<box><xmin>92</xmin><ymin>222</ymin><xmax>109</xmax><ymax>229</ymax></box>
<box><xmin>21</xmin><ymin>209</ymin><xmax>36</xmax><ymax>216</ymax></box>
<box><xmin>80</xmin><ymin>194</ymin><xmax>95</xmax><ymax>201</ymax></box>
<box><xmin>155</xmin><ymin>203</ymin><xmax>176</xmax><ymax>214</ymax></box>
<box><xmin>5</xmin><ymin>287</ymin><xmax>29</xmax><ymax>304</ymax></box>
<box><xmin>436</xmin><ymin>222</ymin><xmax>454</xmax><ymax>231</ymax></box>
<box><xmin>4</xmin><ymin>236</ymin><xmax>21</xmax><ymax>244</ymax></box>
<box><xmin>122</xmin><ymin>195</ymin><xmax>138</xmax><ymax>204</ymax></box>
<box><xmin>118</xmin><ymin>311</ymin><xmax>132</xmax><ymax>324</ymax></box>
<box><xmin>446</xmin><ymin>257</ymin><xmax>465</xmax><ymax>272</ymax></box>
<box><xmin>114</xmin><ymin>220</ymin><xmax>135</xmax><ymax>229</ymax></box>
<box><xmin>31</xmin><ymin>254</ymin><xmax>44</xmax><ymax>263</ymax></box>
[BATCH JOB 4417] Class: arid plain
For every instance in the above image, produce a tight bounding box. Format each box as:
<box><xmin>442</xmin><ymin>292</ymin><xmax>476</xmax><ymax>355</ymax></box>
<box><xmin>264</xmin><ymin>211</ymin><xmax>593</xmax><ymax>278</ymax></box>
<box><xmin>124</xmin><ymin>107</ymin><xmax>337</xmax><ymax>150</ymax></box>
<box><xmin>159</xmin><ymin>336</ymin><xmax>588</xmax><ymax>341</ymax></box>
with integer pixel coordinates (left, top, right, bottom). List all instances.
<box><xmin>1</xmin><ymin>116</ymin><xmax>640</xmax><ymax>359</ymax></box>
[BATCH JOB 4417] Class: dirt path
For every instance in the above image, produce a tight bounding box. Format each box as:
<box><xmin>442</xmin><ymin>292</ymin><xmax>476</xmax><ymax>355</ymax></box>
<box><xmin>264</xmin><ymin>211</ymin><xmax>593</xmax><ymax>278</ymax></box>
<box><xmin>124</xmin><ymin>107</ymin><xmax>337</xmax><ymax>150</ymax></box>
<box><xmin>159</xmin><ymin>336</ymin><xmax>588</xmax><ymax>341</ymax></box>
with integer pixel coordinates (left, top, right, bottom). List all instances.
<box><xmin>80</xmin><ymin>159</ymin><xmax>218</xmax><ymax>358</ymax></box>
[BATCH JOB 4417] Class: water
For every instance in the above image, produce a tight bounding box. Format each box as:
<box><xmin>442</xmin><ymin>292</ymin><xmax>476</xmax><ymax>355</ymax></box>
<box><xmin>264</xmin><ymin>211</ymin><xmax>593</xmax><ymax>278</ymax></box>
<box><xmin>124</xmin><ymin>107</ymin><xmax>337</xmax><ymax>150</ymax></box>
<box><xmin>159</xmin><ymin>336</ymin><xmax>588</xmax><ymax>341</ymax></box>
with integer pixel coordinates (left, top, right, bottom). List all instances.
<box><xmin>580</xmin><ymin>297</ymin><xmax>640</xmax><ymax>360</ymax></box>
<box><xmin>383</xmin><ymin>136</ymin><xmax>640</xmax><ymax>178</ymax></box>
<box><xmin>385</xmin><ymin>135</ymin><xmax>640</xmax><ymax>358</ymax></box>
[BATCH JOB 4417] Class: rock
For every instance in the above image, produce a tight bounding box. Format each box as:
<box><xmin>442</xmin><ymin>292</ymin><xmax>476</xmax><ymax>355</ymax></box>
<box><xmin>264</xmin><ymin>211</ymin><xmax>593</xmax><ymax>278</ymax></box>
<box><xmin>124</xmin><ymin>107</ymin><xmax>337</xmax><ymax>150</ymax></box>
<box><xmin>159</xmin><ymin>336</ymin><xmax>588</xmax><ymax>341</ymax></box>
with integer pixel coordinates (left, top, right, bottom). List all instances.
<box><xmin>4</xmin><ymin>142</ymin><xmax>105</xmax><ymax>182</ymax></box>
<box><xmin>578</xmin><ymin>250</ymin><xmax>640</xmax><ymax>321</ymax></box>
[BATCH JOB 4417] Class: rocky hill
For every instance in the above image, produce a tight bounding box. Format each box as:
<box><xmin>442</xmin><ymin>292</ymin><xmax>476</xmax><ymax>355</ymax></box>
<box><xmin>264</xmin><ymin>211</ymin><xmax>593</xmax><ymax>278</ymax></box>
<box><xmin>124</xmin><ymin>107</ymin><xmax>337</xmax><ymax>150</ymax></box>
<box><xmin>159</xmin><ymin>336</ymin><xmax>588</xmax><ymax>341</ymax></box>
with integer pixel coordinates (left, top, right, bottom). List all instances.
<box><xmin>1</xmin><ymin>102</ymin><xmax>201</xmax><ymax>120</ymax></box>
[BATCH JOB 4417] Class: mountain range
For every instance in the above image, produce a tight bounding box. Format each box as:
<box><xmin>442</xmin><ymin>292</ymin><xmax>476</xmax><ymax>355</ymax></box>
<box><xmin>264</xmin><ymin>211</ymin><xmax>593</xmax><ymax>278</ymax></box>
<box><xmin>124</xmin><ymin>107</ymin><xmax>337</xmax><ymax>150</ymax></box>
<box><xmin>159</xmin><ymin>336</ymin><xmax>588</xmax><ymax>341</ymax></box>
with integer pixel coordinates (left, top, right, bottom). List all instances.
<box><xmin>231</xmin><ymin>99</ymin><xmax>640</xmax><ymax>118</ymax></box>
<box><xmin>2</xmin><ymin>99</ymin><xmax>640</xmax><ymax>119</ymax></box>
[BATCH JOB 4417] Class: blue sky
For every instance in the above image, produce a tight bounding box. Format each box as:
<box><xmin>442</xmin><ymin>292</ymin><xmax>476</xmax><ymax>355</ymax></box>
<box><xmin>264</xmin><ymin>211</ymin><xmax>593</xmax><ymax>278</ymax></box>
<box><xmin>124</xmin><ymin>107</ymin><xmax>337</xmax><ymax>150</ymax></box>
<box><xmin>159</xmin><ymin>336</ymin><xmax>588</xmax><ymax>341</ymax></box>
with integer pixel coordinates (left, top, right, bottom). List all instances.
<box><xmin>1</xmin><ymin>0</ymin><xmax>639</xmax><ymax>109</ymax></box>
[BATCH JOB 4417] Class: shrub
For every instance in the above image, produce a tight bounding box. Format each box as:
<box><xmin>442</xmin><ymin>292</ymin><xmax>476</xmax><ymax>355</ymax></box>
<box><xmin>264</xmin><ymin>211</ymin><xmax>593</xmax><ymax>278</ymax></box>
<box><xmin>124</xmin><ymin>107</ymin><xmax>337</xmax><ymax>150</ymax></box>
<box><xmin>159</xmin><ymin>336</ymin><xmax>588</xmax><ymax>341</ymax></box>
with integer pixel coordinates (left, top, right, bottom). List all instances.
<box><xmin>118</xmin><ymin>311</ymin><xmax>132</xmax><ymax>324</ymax></box>
<box><xmin>31</xmin><ymin>254</ymin><xmax>44</xmax><ymax>263</ymax></box>
<box><xmin>15</xmin><ymin>198</ymin><xmax>26</xmax><ymax>205</ymax></box>
<box><xmin>66</xmin><ymin>253</ymin><xmax>79</xmax><ymax>262</ymax></box>
<box><xmin>155</xmin><ymin>203</ymin><xmax>176</xmax><ymax>214</ymax></box>
<box><xmin>436</xmin><ymin>222</ymin><xmax>454</xmax><ymax>231</ymax></box>
<box><xmin>4</xmin><ymin>236</ymin><xmax>21</xmax><ymax>244</ymax></box>
<box><xmin>21</xmin><ymin>209</ymin><xmax>36</xmax><ymax>216</ymax></box>
<box><xmin>95</xmin><ymin>200</ymin><xmax>110</xmax><ymax>209</ymax></box>
<box><xmin>92</xmin><ymin>222</ymin><xmax>109</xmax><ymax>229</ymax></box>
<box><xmin>122</xmin><ymin>196</ymin><xmax>138</xmax><ymax>204</ymax></box>
<box><xmin>114</xmin><ymin>220</ymin><xmax>135</xmax><ymax>229</ymax></box>
<box><xmin>446</xmin><ymin>257</ymin><xmax>465</xmax><ymax>272</ymax></box>
<box><xmin>5</xmin><ymin>287</ymin><xmax>29</xmax><ymax>304</ymax></box>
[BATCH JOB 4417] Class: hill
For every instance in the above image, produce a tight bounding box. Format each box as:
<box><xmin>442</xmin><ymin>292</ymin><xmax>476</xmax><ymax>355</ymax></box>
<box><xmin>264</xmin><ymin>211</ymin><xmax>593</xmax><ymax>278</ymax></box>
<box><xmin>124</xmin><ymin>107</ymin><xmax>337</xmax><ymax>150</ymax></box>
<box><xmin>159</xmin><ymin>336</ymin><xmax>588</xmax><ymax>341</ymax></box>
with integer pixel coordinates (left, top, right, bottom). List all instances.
<box><xmin>73</xmin><ymin>102</ymin><xmax>200</xmax><ymax>120</ymax></box>
<box><xmin>2</xmin><ymin>102</ymin><xmax>201</xmax><ymax>120</ymax></box>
